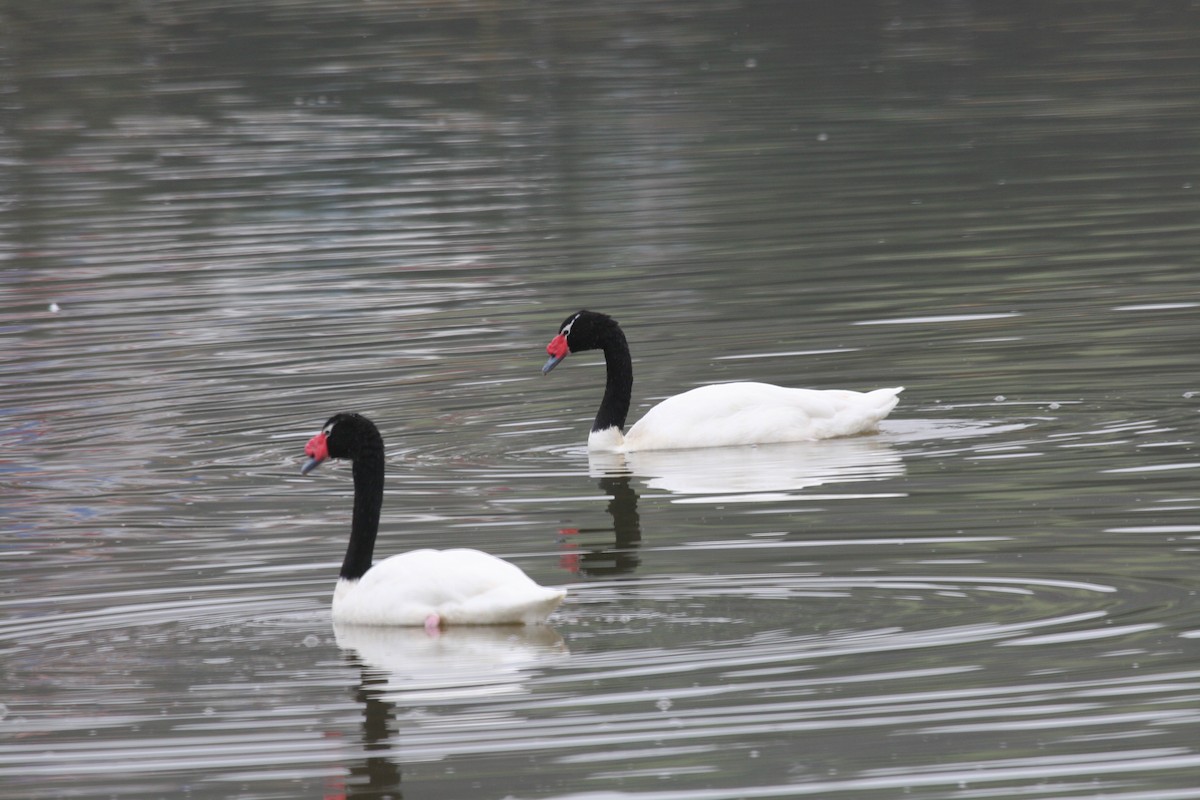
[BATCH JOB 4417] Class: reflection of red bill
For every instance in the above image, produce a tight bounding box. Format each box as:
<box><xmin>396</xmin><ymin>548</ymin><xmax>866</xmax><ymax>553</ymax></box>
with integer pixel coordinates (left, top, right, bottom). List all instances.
<box><xmin>558</xmin><ymin>528</ymin><xmax>581</xmax><ymax>573</ymax></box>
<box><xmin>559</xmin><ymin>552</ymin><xmax>581</xmax><ymax>574</ymax></box>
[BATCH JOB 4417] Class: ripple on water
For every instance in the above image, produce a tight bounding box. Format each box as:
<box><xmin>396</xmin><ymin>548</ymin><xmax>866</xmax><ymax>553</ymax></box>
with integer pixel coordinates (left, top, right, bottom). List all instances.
<box><xmin>1</xmin><ymin>548</ymin><xmax>1195</xmax><ymax>796</ymax></box>
<box><xmin>334</xmin><ymin>570</ymin><xmax>1119</xmax><ymax>762</ymax></box>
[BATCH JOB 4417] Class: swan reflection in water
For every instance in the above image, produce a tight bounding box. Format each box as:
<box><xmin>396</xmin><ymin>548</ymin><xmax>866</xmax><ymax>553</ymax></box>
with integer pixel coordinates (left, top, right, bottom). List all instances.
<box><xmin>555</xmin><ymin>438</ymin><xmax>904</xmax><ymax>578</ymax></box>
<box><xmin>587</xmin><ymin>436</ymin><xmax>906</xmax><ymax>502</ymax></box>
<box><xmin>557</xmin><ymin>475</ymin><xmax>643</xmax><ymax>578</ymax></box>
<box><xmin>337</xmin><ymin>662</ymin><xmax>403</xmax><ymax>800</ymax></box>
<box><xmin>335</xmin><ymin>622</ymin><xmax>567</xmax><ymax>704</ymax></box>
<box><xmin>330</xmin><ymin>624</ymin><xmax>568</xmax><ymax>797</ymax></box>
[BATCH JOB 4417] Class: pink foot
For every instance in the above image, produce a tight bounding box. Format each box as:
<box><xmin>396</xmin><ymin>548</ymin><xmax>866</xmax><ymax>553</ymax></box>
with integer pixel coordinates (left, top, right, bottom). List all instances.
<box><xmin>424</xmin><ymin>613</ymin><xmax>442</xmax><ymax>636</ymax></box>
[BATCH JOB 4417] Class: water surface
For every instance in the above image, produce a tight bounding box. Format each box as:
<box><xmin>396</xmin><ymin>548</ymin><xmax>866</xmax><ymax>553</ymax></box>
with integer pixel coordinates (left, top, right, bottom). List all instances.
<box><xmin>2</xmin><ymin>2</ymin><xmax>1200</xmax><ymax>798</ymax></box>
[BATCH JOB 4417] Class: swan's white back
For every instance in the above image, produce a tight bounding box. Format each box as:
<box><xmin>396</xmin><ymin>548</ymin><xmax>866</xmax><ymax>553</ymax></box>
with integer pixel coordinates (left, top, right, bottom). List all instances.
<box><xmin>332</xmin><ymin>548</ymin><xmax>567</xmax><ymax>626</ymax></box>
<box><xmin>588</xmin><ymin>383</ymin><xmax>903</xmax><ymax>452</ymax></box>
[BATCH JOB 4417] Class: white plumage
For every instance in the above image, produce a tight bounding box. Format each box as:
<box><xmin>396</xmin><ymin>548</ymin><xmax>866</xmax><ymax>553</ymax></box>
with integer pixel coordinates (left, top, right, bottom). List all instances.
<box><xmin>597</xmin><ymin>383</ymin><xmax>903</xmax><ymax>453</ymax></box>
<box><xmin>332</xmin><ymin>548</ymin><xmax>567</xmax><ymax>627</ymax></box>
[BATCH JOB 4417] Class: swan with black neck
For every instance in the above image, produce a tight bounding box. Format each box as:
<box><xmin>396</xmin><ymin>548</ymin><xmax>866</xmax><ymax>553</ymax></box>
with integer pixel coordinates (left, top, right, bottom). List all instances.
<box><xmin>542</xmin><ymin>310</ymin><xmax>903</xmax><ymax>452</ymax></box>
<box><xmin>301</xmin><ymin>413</ymin><xmax>565</xmax><ymax>630</ymax></box>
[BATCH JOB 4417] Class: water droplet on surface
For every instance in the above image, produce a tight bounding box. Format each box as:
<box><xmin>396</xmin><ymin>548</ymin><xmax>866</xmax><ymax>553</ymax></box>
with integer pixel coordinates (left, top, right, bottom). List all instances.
<box><xmin>302</xmin><ymin>634</ymin><xmax>320</xmax><ymax>648</ymax></box>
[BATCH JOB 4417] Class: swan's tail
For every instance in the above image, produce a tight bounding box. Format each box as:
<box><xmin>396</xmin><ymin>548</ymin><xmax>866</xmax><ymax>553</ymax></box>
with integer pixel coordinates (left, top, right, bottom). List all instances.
<box><xmin>814</xmin><ymin>386</ymin><xmax>904</xmax><ymax>439</ymax></box>
<box><xmin>868</xmin><ymin>386</ymin><xmax>904</xmax><ymax>413</ymax></box>
<box><xmin>865</xmin><ymin>386</ymin><xmax>904</xmax><ymax>419</ymax></box>
<box><xmin>520</xmin><ymin>588</ymin><xmax>568</xmax><ymax>625</ymax></box>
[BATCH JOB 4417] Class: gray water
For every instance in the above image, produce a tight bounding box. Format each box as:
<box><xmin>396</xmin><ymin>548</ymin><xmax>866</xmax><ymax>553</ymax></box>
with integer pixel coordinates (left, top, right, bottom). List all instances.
<box><xmin>2</xmin><ymin>2</ymin><xmax>1200</xmax><ymax>798</ymax></box>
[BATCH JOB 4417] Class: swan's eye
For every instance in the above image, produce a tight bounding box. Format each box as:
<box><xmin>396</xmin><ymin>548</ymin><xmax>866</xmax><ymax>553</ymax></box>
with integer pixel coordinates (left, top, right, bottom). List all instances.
<box><xmin>560</xmin><ymin>314</ymin><xmax>580</xmax><ymax>337</ymax></box>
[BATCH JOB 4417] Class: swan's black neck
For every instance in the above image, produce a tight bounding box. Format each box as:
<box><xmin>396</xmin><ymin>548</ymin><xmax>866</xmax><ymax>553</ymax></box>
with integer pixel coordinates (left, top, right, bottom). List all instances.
<box><xmin>594</xmin><ymin>323</ymin><xmax>633</xmax><ymax>433</ymax></box>
<box><xmin>342</xmin><ymin>431</ymin><xmax>384</xmax><ymax>581</ymax></box>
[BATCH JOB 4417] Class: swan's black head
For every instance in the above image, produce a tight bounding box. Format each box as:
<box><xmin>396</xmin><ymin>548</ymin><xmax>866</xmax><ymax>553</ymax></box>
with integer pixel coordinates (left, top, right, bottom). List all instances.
<box><xmin>542</xmin><ymin>310</ymin><xmax>620</xmax><ymax>374</ymax></box>
<box><xmin>301</xmin><ymin>412</ymin><xmax>379</xmax><ymax>475</ymax></box>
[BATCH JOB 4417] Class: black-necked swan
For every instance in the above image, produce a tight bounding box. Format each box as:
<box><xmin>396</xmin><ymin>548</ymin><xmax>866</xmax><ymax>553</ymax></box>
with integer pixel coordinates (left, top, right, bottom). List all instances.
<box><xmin>542</xmin><ymin>310</ymin><xmax>903</xmax><ymax>452</ymax></box>
<box><xmin>301</xmin><ymin>412</ymin><xmax>566</xmax><ymax>630</ymax></box>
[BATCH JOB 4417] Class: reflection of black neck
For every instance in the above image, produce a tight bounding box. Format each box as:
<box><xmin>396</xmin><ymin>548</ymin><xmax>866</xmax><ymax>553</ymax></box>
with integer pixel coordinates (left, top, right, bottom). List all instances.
<box><xmin>594</xmin><ymin>324</ymin><xmax>633</xmax><ymax>433</ymax></box>
<box><xmin>572</xmin><ymin>476</ymin><xmax>642</xmax><ymax>577</ymax></box>
<box><xmin>346</xmin><ymin>660</ymin><xmax>403</xmax><ymax>798</ymax></box>
<box><xmin>343</xmin><ymin>434</ymin><xmax>384</xmax><ymax>581</ymax></box>
<box><xmin>600</xmin><ymin>476</ymin><xmax>642</xmax><ymax>550</ymax></box>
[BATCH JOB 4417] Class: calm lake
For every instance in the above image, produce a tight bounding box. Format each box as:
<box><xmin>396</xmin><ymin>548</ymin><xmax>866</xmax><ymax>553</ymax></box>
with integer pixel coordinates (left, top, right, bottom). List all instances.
<box><xmin>2</xmin><ymin>1</ymin><xmax>1199</xmax><ymax>798</ymax></box>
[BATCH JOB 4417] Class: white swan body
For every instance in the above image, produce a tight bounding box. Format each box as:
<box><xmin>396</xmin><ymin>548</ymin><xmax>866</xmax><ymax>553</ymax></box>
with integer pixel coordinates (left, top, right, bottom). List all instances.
<box><xmin>302</xmin><ymin>413</ymin><xmax>565</xmax><ymax>628</ymax></box>
<box><xmin>332</xmin><ymin>548</ymin><xmax>567</xmax><ymax>627</ymax></box>
<box><xmin>543</xmin><ymin>310</ymin><xmax>903</xmax><ymax>453</ymax></box>
<box><xmin>589</xmin><ymin>382</ymin><xmax>903</xmax><ymax>452</ymax></box>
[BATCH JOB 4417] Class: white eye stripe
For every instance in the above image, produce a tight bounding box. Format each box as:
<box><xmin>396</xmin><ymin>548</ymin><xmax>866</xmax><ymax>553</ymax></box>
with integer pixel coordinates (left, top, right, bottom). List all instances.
<box><xmin>560</xmin><ymin>313</ymin><xmax>581</xmax><ymax>337</ymax></box>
